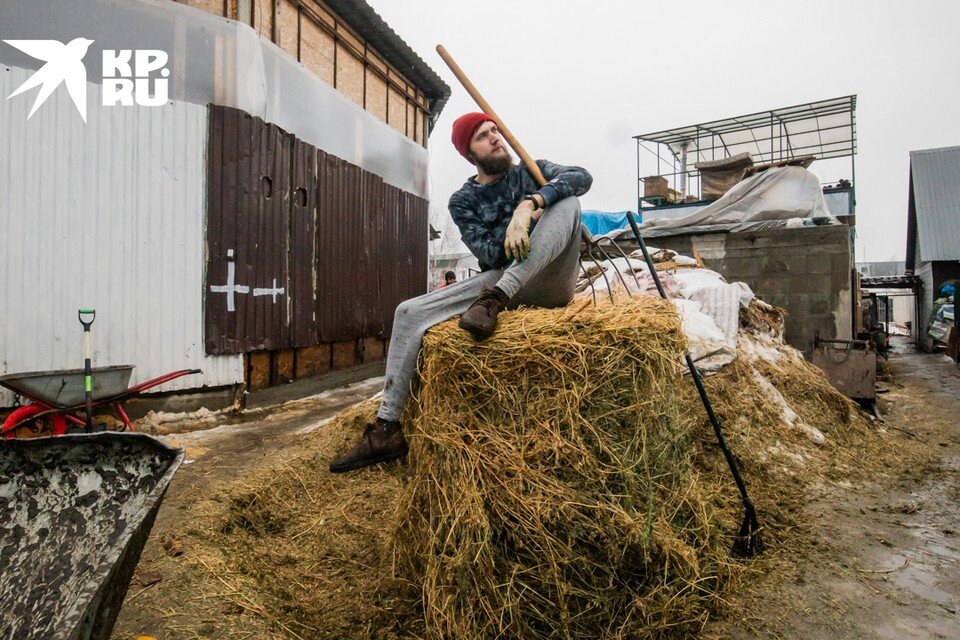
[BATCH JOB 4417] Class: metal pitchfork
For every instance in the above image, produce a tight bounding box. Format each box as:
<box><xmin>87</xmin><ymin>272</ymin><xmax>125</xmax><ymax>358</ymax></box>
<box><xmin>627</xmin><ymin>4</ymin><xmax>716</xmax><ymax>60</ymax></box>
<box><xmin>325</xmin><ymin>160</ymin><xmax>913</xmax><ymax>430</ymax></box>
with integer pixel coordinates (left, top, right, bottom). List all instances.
<box><xmin>437</xmin><ymin>44</ymin><xmax>762</xmax><ymax>557</ymax></box>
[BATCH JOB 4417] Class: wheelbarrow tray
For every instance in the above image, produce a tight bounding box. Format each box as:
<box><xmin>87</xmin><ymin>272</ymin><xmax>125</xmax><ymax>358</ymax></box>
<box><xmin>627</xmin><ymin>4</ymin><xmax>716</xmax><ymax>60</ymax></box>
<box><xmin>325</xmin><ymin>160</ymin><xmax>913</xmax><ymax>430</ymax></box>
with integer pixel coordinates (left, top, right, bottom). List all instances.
<box><xmin>0</xmin><ymin>433</ymin><xmax>184</xmax><ymax>640</ymax></box>
<box><xmin>0</xmin><ymin>366</ymin><xmax>135</xmax><ymax>408</ymax></box>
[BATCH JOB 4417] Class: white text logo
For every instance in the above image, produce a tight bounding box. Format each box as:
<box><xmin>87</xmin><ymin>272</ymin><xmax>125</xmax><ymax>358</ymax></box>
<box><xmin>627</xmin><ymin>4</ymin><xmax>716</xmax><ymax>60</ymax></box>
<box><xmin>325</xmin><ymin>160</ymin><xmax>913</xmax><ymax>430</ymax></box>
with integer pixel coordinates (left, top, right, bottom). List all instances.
<box><xmin>102</xmin><ymin>49</ymin><xmax>170</xmax><ymax>108</ymax></box>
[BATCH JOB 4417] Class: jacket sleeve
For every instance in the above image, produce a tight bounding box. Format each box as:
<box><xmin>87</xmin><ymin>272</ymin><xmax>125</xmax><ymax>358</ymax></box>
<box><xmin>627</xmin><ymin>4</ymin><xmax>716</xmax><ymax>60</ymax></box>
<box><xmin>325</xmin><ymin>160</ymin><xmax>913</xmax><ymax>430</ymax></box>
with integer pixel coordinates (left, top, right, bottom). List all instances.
<box><xmin>448</xmin><ymin>193</ymin><xmax>509</xmax><ymax>269</ymax></box>
<box><xmin>533</xmin><ymin>159</ymin><xmax>593</xmax><ymax>208</ymax></box>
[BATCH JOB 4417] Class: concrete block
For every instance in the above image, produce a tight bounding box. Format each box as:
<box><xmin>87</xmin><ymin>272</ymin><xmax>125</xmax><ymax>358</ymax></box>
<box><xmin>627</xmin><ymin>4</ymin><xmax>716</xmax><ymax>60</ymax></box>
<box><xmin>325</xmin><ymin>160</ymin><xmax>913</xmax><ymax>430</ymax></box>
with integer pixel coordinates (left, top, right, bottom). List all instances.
<box><xmin>752</xmin><ymin>277</ymin><xmax>787</xmax><ymax>296</ymax></box>
<box><xmin>805</xmin><ymin>256</ymin><xmax>835</xmax><ymax>275</ymax></box>
<box><xmin>332</xmin><ymin>339</ymin><xmax>361</xmax><ymax>370</ymax></box>
<box><xmin>804</xmin><ymin>242</ymin><xmax>843</xmax><ymax>257</ymax></box>
<box><xmin>831</xmin><ymin>254</ymin><xmax>852</xmax><ymax>276</ymax></box>
<box><xmin>808</xmin><ymin>297</ymin><xmax>831</xmax><ymax>315</ymax></box>
<box><xmin>807</xmin><ymin>313</ymin><xmax>838</xmax><ymax>338</ymax></box>
<box><xmin>718</xmin><ymin>257</ymin><xmax>760</xmax><ymax>280</ymax></box>
<box><xmin>295</xmin><ymin>344</ymin><xmax>332</xmax><ymax>378</ymax></box>
<box><xmin>757</xmin><ymin>294</ymin><xmax>790</xmax><ymax>313</ymax></box>
<box><xmin>789</xmin><ymin>275</ymin><xmax>832</xmax><ymax>295</ymax></box>
<box><xmin>689</xmin><ymin>235</ymin><xmax>724</xmax><ymax>258</ymax></box>
<box><xmin>248</xmin><ymin>351</ymin><xmax>271</xmax><ymax>391</ymax></box>
<box><xmin>762</xmin><ymin>256</ymin><xmax>801</xmax><ymax>275</ymax></box>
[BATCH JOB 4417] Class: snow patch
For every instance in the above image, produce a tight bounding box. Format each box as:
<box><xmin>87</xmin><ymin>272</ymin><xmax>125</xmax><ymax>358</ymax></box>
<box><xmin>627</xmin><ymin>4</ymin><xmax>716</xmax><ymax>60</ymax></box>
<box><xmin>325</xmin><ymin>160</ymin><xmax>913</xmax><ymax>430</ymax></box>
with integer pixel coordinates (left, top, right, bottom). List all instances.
<box><xmin>752</xmin><ymin>371</ymin><xmax>826</xmax><ymax>446</ymax></box>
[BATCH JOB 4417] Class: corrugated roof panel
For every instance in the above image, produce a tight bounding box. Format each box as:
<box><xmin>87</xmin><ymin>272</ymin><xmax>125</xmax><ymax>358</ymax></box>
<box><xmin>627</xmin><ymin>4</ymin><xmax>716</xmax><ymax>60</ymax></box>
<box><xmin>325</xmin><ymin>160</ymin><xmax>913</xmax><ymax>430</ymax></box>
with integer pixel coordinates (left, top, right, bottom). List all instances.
<box><xmin>0</xmin><ymin>67</ymin><xmax>243</xmax><ymax>406</ymax></box>
<box><xmin>910</xmin><ymin>146</ymin><xmax>960</xmax><ymax>262</ymax></box>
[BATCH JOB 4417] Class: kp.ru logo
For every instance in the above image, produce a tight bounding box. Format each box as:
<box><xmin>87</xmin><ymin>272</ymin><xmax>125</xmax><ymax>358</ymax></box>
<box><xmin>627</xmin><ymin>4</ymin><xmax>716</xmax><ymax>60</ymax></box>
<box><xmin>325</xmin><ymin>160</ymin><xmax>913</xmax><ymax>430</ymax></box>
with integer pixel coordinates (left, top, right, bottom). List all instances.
<box><xmin>3</xmin><ymin>38</ymin><xmax>170</xmax><ymax>122</ymax></box>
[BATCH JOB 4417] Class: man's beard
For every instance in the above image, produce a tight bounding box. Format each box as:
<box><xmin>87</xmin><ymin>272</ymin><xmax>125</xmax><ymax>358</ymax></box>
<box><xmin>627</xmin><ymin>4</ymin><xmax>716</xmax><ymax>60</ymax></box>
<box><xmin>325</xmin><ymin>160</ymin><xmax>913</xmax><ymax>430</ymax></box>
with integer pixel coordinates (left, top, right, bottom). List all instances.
<box><xmin>475</xmin><ymin>151</ymin><xmax>513</xmax><ymax>176</ymax></box>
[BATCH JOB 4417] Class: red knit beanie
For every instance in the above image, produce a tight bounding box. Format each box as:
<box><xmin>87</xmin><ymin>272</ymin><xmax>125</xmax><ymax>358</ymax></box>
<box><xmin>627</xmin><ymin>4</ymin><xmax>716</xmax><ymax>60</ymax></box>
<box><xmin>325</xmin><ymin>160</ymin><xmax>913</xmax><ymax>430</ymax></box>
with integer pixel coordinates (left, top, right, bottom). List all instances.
<box><xmin>451</xmin><ymin>112</ymin><xmax>494</xmax><ymax>163</ymax></box>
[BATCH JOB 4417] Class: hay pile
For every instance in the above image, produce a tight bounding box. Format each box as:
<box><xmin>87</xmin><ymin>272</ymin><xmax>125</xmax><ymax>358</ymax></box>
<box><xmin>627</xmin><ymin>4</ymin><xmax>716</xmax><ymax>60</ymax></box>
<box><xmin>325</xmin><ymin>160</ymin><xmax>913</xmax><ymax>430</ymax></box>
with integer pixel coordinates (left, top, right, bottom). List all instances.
<box><xmin>389</xmin><ymin>291</ymin><xmax>869</xmax><ymax>639</ymax></box>
<box><xmin>395</xmin><ymin>296</ymin><xmax>731</xmax><ymax>639</ymax></box>
<box><xmin>173</xmin><ymin>261</ymin><xmax>875</xmax><ymax>639</ymax></box>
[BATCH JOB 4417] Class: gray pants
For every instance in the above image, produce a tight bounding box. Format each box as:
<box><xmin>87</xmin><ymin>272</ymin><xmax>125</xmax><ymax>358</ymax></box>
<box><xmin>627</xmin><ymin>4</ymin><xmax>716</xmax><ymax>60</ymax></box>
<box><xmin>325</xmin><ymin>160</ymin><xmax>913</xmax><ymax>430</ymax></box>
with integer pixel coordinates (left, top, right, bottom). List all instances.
<box><xmin>377</xmin><ymin>197</ymin><xmax>583</xmax><ymax>422</ymax></box>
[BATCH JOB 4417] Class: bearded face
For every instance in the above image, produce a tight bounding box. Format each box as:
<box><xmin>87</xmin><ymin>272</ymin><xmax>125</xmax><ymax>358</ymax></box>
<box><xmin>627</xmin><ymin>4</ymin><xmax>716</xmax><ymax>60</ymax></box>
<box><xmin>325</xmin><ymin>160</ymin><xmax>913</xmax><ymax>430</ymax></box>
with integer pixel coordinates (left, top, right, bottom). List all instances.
<box><xmin>468</xmin><ymin>121</ymin><xmax>514</xmax><ymax>177</ymax></box>
<box><xmin>473</xmin><ymin>148</ymin><xmax>513</xmax><ymax>176</ymax></box>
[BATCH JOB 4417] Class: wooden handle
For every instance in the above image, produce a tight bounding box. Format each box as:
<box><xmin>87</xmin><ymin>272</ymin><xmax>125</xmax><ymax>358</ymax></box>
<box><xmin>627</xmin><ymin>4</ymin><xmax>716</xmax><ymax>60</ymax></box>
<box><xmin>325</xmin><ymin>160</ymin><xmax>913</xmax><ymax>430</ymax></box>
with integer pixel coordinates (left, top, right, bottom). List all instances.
<box><xmin>436</xmin><ymin>44</ymin><xmax>547</xmax><ymax>187</ymax></box>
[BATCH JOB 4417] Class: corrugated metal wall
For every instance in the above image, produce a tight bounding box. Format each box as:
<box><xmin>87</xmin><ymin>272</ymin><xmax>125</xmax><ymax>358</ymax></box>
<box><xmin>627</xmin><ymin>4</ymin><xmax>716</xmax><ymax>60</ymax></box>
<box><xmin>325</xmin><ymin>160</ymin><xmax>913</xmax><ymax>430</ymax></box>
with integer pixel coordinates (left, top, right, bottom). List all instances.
<box><xmin>205</xmin><ymin>106</ymin><xmax>428</xmax><ymax>355</ymax></box>
<box><xmin>0</xmin><ymin>67</ymin><xmax>244</xmax><ymax>406</ymax></box>
<box><xmin>206</xmin><ymin>107</ymin><xmax>293</xmax><ymax>353</ymax></box>
<box><xmin>290</xmin><ymin>139</ymin><xmax>319</xmax><ymax>348</ymax></box>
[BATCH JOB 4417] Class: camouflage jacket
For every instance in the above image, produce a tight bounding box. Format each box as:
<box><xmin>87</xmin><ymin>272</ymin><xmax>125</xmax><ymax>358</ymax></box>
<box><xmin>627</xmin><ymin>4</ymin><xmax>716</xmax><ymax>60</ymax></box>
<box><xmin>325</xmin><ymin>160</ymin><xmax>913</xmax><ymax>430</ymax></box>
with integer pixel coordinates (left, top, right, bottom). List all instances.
<box><xmin>448</xmin><ymin>160</ymin><xmax>592</xmax><ymax>270</ymax></box>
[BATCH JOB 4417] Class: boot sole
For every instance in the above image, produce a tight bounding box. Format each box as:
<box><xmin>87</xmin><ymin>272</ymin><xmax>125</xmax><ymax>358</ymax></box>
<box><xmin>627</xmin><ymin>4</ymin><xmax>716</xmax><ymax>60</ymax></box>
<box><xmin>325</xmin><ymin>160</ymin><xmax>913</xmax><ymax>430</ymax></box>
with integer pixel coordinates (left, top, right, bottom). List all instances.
<box><xmin>328</xmin><ymin>445</ymin><xmax>409</xmax><ymax>474</ymax></box>
<box><xmin>458</xmin><ymin>318</ymin><xmax>494</xmax><ymax>340</ymax></box>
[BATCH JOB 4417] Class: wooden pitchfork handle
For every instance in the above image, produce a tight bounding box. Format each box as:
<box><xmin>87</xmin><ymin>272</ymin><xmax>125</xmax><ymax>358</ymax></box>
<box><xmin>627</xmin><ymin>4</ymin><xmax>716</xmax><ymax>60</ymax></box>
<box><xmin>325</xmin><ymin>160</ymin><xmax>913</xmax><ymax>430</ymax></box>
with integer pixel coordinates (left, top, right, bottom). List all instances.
<box><xmin>436</xmin><ymin>45</ymin><xmax>548</xmax><ymax>188</ymax></box>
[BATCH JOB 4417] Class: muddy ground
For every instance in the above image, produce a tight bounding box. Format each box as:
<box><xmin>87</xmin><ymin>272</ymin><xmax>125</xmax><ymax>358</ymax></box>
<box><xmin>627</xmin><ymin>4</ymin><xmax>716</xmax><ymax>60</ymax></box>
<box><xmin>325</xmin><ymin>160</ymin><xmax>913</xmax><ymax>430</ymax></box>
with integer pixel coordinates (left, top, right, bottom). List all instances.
<box><xmin>112</xmin><ymin>340</ymin><xmax>960</xmax><ymax>639</ymax></box>
<box><xmin>708</xmin><ymin>340</ymin><xmax>960</xmax><ymax>639</ymax></box>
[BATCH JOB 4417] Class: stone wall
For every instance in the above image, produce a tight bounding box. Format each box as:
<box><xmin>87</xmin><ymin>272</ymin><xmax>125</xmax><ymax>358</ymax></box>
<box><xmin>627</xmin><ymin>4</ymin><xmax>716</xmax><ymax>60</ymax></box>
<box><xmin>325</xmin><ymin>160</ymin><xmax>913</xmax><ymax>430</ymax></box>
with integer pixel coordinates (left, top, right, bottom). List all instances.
<box><xmin>638</xmin><ymin>226</ymin><xmax>854</xmax><ymax>357</ymax></box>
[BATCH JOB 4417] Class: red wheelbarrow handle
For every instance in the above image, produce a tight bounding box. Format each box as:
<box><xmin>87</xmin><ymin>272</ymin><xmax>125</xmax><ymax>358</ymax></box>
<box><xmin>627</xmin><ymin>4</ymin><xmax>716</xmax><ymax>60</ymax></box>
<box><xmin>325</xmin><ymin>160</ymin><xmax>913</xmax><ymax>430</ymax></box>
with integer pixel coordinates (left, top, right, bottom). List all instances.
<box><xmin>2</xmin><ymin>369</ymin><xmax>203</xmax><ymax>432</ymax></box>
<box><xmin>123</xmin><ymin>369</ymin><xmax>203</xmax><ymax>396</ymax></box>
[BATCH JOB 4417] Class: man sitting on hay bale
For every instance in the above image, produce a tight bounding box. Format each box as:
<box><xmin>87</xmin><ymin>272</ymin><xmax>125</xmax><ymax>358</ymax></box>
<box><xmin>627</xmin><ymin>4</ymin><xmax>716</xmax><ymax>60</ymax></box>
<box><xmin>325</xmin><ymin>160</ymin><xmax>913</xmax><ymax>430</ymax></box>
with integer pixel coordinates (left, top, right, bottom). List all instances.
<box><xmin>330</xmin><ymin>112</ymin><xmax>592</xmax><ymax>473</ymax></box>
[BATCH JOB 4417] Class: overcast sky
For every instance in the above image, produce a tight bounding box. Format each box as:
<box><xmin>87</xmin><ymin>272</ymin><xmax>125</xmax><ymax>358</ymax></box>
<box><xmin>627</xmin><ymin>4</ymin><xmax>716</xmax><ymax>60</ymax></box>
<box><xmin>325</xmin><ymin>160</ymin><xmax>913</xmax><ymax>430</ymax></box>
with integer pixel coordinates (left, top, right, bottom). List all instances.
<box><xmin>368</xmin><ymin>0</ymin><xmax>959</xmax><ymax>263</ymax></box>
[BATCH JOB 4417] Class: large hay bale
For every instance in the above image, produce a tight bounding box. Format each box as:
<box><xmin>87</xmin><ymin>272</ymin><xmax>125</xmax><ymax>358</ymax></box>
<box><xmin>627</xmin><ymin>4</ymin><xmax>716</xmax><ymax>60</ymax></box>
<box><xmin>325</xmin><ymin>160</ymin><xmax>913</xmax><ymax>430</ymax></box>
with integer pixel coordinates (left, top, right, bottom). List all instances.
<box><xmin>393</xmin><ymin>296</ymin><xmax>738</xmax><ymax>639</ymax></box>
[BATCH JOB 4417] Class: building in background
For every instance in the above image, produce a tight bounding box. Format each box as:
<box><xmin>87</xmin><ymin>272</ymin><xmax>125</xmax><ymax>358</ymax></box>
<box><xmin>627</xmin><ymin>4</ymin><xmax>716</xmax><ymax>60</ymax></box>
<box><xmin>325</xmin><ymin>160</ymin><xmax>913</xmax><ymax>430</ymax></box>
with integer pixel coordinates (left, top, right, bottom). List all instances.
<box><xmin>0</xmin><ymin>0</ymin><xmax>450</xmax><ymax>408</ymax></box>
<box><xmin>429</xmin><ymin>253</ymin><xmax>480</xmax><ymax>290</ymax></box>
<box><xmin>857</xmin><ymin>261</ymin><xmax>916</xmax><ymax>335</ymax></box>
<box><xmin>857</xmin><ymin>261</ymin><xmax>905</xmax><ymax>277</ymax></box>
<box><xmin>905</xmin><ymin>146</ymin><xmax>960</xmax><ymax>355</ymax></box>
<box><xmin>630</xmin><ymin>97</ymin><xmax>858</xmax><ymax>357</ymax></box>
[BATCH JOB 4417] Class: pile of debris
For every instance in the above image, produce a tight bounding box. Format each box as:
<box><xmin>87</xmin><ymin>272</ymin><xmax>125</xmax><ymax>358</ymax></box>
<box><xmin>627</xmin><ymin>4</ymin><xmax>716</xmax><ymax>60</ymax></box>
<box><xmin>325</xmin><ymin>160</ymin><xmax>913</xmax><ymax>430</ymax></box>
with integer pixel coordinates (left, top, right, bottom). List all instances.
<box><xmin>178</xmin><ymin>252</ymin><xmax>876</xmax><ymax>639</ymax></box>
<box><xmin>927</xmin><ymin>282</ymin><xmax>956</xmax><ymax>349</ymax></box>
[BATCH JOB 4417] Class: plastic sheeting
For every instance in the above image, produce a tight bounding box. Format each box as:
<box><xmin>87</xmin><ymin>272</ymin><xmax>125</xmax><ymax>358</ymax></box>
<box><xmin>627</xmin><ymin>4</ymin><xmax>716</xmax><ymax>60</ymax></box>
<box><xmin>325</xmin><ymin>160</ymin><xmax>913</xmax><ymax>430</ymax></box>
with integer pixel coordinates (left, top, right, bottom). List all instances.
<box><xmin>577</xmin><ymin>251</ymin><xmax>755</xmax><ymax>372</ymax></box>
<box><xmin>630</xmin><ymin>167</ymin><xmax>835</xmax><ymax>238</ymax></box>
<box><xmin>0</xmin><ymin>0</ymin><xmax>428</xmax><ymax>197</ymax></box>
<box><xmin>581</xmin><ymin>210</ymin><xmax>634</xmax><ymax>236</ymax></box>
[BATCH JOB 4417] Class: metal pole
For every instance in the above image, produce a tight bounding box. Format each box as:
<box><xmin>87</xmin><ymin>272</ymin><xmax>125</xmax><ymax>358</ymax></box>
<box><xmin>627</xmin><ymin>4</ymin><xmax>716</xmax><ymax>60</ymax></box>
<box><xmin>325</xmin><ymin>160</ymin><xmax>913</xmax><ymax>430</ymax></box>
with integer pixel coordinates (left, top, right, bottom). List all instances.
<box><xmin>679</xmin><ymin>141</ymin><xmax>689</xmax><ymax>198</ymax></box>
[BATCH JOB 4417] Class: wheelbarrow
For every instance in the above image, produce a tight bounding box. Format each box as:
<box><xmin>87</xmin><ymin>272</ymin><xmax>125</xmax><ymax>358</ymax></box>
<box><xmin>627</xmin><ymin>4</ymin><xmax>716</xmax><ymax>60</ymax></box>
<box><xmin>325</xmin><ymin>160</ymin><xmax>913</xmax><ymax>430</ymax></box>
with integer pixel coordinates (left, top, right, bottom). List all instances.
<box><xmin>1</xmin><ymin>367</ymin><xmax>201</xmax><ymax>439</ymax></box>
<box><xmin>0</xmin><ymin>432</ymin><xmax>184</xmax><ymax>640</ymax></box>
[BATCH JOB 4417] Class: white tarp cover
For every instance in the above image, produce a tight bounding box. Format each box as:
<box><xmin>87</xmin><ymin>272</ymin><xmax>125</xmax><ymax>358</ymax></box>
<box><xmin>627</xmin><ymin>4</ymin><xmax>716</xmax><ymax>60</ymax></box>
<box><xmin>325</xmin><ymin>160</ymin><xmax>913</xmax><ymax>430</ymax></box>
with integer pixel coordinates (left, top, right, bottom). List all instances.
<box><xmin>578</xmin><ymin>251</ymin><xmax>755</xmax><ymax>372</ymax></box>
<box><xmin>632</xmin><ymin>166</ymin><xmax>834</xmax><ymax>238</ymax></box>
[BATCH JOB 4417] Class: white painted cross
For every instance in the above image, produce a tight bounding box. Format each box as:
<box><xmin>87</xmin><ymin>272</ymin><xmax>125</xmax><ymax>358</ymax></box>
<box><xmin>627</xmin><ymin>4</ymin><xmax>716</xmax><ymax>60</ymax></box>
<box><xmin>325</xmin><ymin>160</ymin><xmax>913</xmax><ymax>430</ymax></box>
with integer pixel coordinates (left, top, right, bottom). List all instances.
<box><xmin>210</xmin><ymin>249</ymin><xmax>249</xmax><ymax>312</ymax></box>
<box><xmin>253</xmin><ymin>278</ymin><xmax>286</xmax><ymax>303</ymax></box>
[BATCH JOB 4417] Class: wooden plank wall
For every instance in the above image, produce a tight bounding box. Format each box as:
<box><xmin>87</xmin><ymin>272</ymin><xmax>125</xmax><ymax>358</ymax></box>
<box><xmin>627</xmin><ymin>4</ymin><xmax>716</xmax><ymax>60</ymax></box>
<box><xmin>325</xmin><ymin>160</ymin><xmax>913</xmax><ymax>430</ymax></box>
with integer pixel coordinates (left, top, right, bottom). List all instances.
<box><xmin>176</xmin><ymin>0</ymin><xmax>431</xmax><ymax>147</ymax></box>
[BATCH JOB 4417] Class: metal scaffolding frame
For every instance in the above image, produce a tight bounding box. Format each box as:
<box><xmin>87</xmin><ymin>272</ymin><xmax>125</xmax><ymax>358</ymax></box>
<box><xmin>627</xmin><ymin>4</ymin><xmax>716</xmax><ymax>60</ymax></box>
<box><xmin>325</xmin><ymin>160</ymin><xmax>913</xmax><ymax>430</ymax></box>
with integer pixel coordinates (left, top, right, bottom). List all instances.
<box><xmin>633</xmin><ymin>95</ymin><xmax>857</xmax><ymax>214</ymax></box>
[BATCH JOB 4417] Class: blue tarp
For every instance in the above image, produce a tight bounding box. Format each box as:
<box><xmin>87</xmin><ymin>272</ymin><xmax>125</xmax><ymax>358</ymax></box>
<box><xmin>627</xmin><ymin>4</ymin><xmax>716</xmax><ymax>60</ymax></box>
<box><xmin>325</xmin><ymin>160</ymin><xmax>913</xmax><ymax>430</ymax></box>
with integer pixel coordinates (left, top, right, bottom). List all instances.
<box><xmin>581</xmin><ymin>210</ymin><xmax>638</xmax><ymax>236</ymax></box>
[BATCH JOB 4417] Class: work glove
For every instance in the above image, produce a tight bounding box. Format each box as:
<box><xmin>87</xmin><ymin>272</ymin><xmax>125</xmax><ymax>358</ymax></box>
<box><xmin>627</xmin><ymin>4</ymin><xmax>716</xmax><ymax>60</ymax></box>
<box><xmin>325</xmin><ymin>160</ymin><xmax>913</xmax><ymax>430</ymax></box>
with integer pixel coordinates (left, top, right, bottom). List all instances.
<box><xmin>505</xmin><ymin>204</ymin><xmax>534</xmax><ymax>262</ymax></box>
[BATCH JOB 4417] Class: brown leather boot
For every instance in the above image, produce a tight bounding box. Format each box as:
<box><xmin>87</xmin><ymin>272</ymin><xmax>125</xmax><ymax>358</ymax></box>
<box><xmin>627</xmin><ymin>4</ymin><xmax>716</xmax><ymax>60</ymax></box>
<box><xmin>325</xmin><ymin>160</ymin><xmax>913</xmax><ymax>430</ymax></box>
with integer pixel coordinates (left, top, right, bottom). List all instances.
<box><xmin>329</xmin><ymin>419</ymin><xmax>408</xmax><ymax>473</ymax></box>
<box><xmin>458</xmin><ymin>286</ymin><xmax>510</xmax><ymax>340</ymax></box>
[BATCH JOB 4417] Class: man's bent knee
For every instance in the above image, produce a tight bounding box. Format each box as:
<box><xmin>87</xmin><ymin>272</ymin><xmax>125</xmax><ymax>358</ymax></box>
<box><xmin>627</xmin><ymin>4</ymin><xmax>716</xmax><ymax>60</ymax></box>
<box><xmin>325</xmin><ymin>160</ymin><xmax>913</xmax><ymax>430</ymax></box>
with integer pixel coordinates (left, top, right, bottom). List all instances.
<box><xmin>548</xmin><ymin>196</ymin><xmax>581</xmax><ymax>216</ymax></box>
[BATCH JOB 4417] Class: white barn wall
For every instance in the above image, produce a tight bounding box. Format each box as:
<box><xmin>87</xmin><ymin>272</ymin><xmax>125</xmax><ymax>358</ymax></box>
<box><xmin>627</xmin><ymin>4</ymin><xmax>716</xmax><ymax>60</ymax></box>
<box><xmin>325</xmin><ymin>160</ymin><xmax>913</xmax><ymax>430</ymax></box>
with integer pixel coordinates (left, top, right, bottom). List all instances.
<box><xmin>0</xmin><ymin>67</ymin><xmax>243</xmax><ymax>406</ymax></box>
